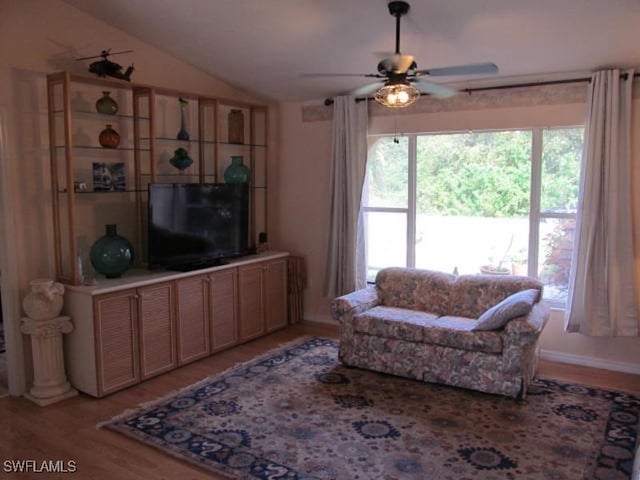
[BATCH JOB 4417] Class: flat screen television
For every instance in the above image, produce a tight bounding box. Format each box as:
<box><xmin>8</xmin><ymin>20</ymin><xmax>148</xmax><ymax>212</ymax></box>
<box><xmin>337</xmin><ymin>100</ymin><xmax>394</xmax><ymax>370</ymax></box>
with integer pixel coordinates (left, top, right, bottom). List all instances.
<box><xmin>148</xmin><ymin>183</ymin><xmax>250</xmax><ymax>271</ymax></box>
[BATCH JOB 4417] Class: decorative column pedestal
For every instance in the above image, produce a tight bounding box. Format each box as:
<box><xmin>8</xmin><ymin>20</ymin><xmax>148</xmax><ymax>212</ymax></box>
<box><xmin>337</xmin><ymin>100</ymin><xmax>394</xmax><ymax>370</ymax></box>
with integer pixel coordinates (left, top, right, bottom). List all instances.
<box><xmin>21</xmin><ymin>316</ymin><xmax>78</xmax><ymax>406</ymax></box>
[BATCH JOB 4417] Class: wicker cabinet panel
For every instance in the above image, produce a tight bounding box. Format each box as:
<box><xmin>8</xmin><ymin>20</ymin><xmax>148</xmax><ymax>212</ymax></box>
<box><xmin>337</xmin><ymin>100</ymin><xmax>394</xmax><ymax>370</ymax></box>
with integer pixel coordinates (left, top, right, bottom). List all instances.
<box><xmin>138</xmin><ymin>282</ymin><xmax>176</xmax><ymax>379</ymax></box>
<box><xmin>176</xmin><ymin>275</ymin><xmax>210</xmax><ymax>365</ymax></box>
<box><xmin>94</xmin><ymin>289</ymin><xmax>140</xmax><ymax>396</ymax></box>
<box><xmin>238</xmin><ymin>264</ymin><xmax>265</xmax><ymax>340</ymax></box>
<box><xmin>210</xmin><ymin>269</ymin><xmax>238</xmax><ymax>351</ymax></box>
<box><xmin>265</xmin><ymin>258</ymin><xmax>288</xmax><ymax>332</ymax></box>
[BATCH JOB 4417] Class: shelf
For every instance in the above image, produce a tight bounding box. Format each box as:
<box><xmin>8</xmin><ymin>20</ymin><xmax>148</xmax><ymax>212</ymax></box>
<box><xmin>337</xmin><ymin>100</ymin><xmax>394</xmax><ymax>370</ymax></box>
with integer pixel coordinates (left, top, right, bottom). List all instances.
<box><xmin>58</xmin><ymin>189</ymin><xmax>145</xmax><ymax>195</ymax></box>
<box><xmin>152</xmin><ymin>174</ymin><xmax>200</xmax><ymax>179</ymax></box>
<box><xmin>153</xmin><ymin>136</ymin><xmax>200</xmax><ymax>144</ymax></box>
<box><xmin>141</xmin><ymin>138</ymin><xmax>267</xmax><ymax>148</ymax></box>
<box><xmin>218</xmin><ymin>141</ymin><xmax>267</xmax><ymax>148</ymax></box>
<box><xmin>139</xmin><ymin>172</ymin><xmax>199</xmax><ymax>177</ymax></box>
<box><xmin>55</xmin><ymin>145</ymin><xmax>150</xmax><ymax>152</ymax></box>
<box><xmin>52</xmin><ymin>109</ymin><xmax>150</xmax><ymax>121</ymax></box>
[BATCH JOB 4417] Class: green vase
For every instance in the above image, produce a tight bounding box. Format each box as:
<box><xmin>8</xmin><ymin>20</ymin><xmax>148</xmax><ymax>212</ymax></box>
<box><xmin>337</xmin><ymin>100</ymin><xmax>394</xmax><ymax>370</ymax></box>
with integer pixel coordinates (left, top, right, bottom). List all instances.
<box><xmin>95</xmin><ymin>91</ymin><xmax>118</xmax><ymax>115</ymax></box>
<box><xmin>170</xmin><ymin>147</ymin><xmax>193</xmax><ymax>171</ymax></box>
<box><xmin>90</xmin><ymin>224</ymin><xmax>134</xmax><ymax>278</ymax></box>
<box><xmin>223</xmin><ymin>156</ymin><xmax>250</xmax><ymax>183</ymax></box>
<box><xmin>177</xmin><ymin>97</ymin><xmax>189</xmax><ymax>140</ymax></box>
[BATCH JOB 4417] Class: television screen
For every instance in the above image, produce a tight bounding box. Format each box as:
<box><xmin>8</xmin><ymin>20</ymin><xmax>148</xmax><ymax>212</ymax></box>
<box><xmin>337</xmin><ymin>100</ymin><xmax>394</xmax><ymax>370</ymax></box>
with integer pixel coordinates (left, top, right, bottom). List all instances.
<box><xmin>148</xmin><ymin>183</ymin><xmax>249</xmax><ymax>271</ymax></box>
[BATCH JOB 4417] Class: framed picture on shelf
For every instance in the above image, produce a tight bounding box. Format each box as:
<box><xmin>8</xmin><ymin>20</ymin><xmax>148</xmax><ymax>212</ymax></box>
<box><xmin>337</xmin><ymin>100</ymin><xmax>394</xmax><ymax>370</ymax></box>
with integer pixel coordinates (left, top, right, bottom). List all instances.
<box><xmin>92</xmin><ymin>162</ymin><xmax>126</xmax><ymax>191</ymax></box>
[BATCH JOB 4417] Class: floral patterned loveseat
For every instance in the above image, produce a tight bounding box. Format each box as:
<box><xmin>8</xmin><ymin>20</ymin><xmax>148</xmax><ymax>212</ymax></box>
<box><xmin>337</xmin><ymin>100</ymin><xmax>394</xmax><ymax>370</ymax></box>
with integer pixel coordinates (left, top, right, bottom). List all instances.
<box><xmin>331</xmin><ymin>267</ymin><xmax>550</xmax><ymax>398</ymax></box>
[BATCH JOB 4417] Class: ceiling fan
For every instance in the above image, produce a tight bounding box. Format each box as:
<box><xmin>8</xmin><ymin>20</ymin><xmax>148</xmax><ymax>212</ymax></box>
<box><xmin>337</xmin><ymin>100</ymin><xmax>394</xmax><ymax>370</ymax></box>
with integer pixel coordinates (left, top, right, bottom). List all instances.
<box><xmin>306</xmin><ymin>1</ymin><xmax>498</xmax><ymax>107</ymax></box>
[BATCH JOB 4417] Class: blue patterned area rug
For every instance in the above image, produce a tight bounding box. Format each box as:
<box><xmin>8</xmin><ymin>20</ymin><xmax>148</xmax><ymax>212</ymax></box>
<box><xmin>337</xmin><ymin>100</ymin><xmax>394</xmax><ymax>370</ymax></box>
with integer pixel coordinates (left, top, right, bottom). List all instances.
<box><xmin>103</xmin><ymin>337</ymin><xmax>639</xmax><ymax>480</ymax></box>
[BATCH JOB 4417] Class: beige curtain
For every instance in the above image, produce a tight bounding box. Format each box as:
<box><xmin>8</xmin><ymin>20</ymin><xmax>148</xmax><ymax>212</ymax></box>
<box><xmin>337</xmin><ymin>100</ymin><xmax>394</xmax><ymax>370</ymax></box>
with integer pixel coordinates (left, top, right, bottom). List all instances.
<box><xmin>324</xmin><ymin>96</ymin><xmax>368</xmax><ymax>298</ymax></box>
<box><xmin>565</xmin><ymin>69</ymin><xmax>639</xmax><ymax>336</ymax></box>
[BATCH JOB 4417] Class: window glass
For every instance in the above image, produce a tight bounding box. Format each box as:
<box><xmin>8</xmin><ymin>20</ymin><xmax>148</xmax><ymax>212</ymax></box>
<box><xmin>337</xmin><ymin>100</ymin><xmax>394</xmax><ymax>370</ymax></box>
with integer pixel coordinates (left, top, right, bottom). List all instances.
<box><xmin>541</xmin><ymin>128</ymin><xmax>583</xmax><ymax>213</ymax></box>
<box><xmin>363</xmin><ymin>127</ymin><xmax>583</xmax><ymax>306</ymax></box>
<box><xmin>415</xmin><ymin>216</ymin><xmax>529</xmax><ymax>275</ymax></box>
<box><xmin>538</xmin><ymin>128</ymin><xmax>582</xmax><ymax>304</ymax></box>
<box><xmin>363</xmin><ymin>137</ymin><xmax>408</xmax><ymax>209</ymax></box>
<box><xmin>364</xmin><ymin>211</ymin><xmax>407</xmax><ymax>282</ymax></box>
<box><xmin>415</xmin><ymin>131</ymin><xmax>531</xmax><ymax>275</ymax></box>
<box><xmin>538</xmin><ymin>217</ymin><xmax>576</xmax><ymax>303</ymax></box>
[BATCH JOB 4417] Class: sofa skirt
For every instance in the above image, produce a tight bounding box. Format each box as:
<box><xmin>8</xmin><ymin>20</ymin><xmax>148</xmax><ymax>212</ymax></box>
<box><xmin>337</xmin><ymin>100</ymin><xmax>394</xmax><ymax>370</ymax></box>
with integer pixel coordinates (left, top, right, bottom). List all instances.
<box><xmin>339</xmin><ymin>333</ymin><xmax>536</xmax><ymax>398</ymax></box>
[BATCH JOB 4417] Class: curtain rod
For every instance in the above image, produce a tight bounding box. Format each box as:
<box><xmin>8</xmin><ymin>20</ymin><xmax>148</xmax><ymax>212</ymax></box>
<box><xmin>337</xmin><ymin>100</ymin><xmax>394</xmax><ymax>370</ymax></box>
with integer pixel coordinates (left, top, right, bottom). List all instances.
<box><xmin>322</xmin><ymin>72</ymin><xmax>639</xmax><ymax>106</ymax></box>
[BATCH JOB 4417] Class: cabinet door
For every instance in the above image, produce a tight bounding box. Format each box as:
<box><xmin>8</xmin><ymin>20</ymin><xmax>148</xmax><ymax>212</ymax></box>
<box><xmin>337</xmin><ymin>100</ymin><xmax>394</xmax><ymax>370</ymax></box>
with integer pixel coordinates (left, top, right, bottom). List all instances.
<box><xmin>138</xmin><ymin>282</ymin><xmax>176</xmax><ymax>380</ymax></box>
<box><xmin>265</xmin><ymin>259</ymin><xmax>288</xmax><ymax>332</ymax></box>
<box><xmin>94</xmin><ymin>289</ymin><xmax>140</xmax><ymax>396</ymax></box>
<box><xmin>238</xmin><ymin>263</ymin><xmax>265</xmax><ymax>340</ymax></box>
<box><xmin>176</xmin><ymin>275</ymin><xmax>210</xmax><ymax>365</ymax></box>
<box><xmin>209</xmin><ymin>269</ymin><xmax>238</xmax><ymax>351</ymax></box>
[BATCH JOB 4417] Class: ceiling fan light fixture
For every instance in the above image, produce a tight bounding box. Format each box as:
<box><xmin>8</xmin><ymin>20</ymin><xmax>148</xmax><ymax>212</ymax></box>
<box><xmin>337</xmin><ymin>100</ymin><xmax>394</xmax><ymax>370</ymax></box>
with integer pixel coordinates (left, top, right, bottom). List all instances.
<box><xmin>374</xmin><ymin>82</ymin><xmax>420</xmax><ymax>108</ymax></box>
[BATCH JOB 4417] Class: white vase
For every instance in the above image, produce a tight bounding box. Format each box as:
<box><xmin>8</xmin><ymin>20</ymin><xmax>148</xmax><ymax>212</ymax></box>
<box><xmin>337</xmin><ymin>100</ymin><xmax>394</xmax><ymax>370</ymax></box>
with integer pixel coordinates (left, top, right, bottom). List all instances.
<box><xmin>22</xmin><ymin>278</ymin><xmax>65</xmax><ymax>320</ymax></box>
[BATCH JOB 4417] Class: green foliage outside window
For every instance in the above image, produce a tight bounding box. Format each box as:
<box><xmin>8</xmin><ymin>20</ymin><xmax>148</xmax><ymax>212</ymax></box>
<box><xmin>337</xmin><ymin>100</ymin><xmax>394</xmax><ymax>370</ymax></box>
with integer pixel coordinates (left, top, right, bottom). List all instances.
<box><xmin>541</xmin><ymin>129</ymin><xmax>583</xmax><ymax>212</ymax></box>
<box><xmin>417</xmin><ymin>131</ymin><xmax>532</xmax><ymax>217</ymax></box>
<box><xmin>366</xmin><ymin>129</ymin><xmax>583</xmax><ymax>219</ymax></box>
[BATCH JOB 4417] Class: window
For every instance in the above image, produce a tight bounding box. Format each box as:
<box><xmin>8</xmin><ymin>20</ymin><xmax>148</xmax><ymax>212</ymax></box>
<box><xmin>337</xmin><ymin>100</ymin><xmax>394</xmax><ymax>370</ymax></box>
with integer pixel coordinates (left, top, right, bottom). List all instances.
<box><xmin>362</xmin><ymin>127</ymin><xmax>584</xmax><ymax>305</ymax></box>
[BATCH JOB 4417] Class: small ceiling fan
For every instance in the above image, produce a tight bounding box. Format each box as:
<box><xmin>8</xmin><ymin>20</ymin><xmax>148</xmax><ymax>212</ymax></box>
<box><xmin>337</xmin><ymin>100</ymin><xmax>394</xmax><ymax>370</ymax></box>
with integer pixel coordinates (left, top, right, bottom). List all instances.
<box><xmin>305</xmin><ymin>1</ymin><xmax>498</xmax><ymax>107</ymax></box>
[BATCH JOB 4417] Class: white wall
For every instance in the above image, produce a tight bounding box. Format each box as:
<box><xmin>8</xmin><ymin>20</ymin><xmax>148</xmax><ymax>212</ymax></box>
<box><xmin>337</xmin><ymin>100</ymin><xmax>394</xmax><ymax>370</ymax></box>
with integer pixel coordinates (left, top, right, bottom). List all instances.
<box><xmin>276</xmin><ymin>89</ymin><xmax>640</xmax><ymax>374</ymax></box>
<box><xmin>274</xmin><ymin>102</ymin><xmax>333</xmax><ymax>321</ymax></box>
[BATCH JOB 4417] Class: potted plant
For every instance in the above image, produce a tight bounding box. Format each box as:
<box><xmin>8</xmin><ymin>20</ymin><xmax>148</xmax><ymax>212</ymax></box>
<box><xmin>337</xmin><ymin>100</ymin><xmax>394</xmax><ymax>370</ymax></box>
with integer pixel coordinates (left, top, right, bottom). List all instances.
<box><xmin>510</xmin><ymin>247</ymin><xmax>528</xmax><ymax>275</ymax></box>
<box><xmin>480</xmin><ymin>262</ymin><xmax>511</xmax><ymax>275</ymax></box>
<box><xmin>480</xmin><ymin>237</ymin><xmax>513</xmax><ymax>275</ymax></box>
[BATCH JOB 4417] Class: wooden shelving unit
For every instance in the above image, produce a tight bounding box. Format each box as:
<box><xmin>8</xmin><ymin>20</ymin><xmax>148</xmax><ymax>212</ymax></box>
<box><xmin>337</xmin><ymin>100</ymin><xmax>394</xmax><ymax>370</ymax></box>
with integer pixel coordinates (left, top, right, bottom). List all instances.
<box><xmin>47</xmin><ymin>72</ymin><xmax>269</xmax><ymax>285</ymax></box>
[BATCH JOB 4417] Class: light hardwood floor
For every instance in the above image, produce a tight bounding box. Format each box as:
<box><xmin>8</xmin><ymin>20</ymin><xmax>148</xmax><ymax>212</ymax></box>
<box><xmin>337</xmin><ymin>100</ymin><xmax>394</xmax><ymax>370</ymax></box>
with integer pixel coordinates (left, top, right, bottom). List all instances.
<box><xmin>1</xmin><ymin>321</ymin><xmax>638</xmax><ymax>480</ymax></box>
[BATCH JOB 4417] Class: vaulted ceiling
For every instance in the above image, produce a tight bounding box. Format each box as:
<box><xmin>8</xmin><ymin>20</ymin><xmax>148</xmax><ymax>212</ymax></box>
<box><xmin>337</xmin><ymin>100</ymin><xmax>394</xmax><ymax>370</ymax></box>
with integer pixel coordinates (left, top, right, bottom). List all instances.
<box><xmin>63</xmin><ymin>0</ymin><xmax>640</xmax><ymax>103</ymax></box>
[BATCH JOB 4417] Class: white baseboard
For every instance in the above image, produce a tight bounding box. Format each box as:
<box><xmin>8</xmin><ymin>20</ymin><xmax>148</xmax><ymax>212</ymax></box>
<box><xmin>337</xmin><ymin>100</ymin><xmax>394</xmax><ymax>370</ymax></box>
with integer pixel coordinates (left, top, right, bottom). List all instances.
<box><xmin>540</xmin><ymin>349</ymin><xmax>640</xmax><ymax>375</ymax></box>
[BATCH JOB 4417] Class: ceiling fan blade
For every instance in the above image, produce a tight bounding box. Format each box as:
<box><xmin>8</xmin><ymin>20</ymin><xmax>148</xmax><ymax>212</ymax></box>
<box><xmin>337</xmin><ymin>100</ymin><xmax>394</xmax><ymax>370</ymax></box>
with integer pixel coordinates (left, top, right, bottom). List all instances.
<box><xmin>350</xmin><ymin>82</ymin><xmax>386</xmax><ymax>96</ymax></box>
<box><xmin>416</xmin><ymin>62</ymin><xmax>498</xmax><ymax>77</ymax></box>
<box><xmin>412</xmin><ymin>78</ymin><xmax>458</xmax><ymax>98</ymax></box>
<box><xmin>300</xmin><ymin>73</ymin><xmax>383</xmax><ymax>78</ymax></box>
<box><xmin>378</xmin><ymin>54</ymin><xmax>416</xmax><ymax>74</ymax></box>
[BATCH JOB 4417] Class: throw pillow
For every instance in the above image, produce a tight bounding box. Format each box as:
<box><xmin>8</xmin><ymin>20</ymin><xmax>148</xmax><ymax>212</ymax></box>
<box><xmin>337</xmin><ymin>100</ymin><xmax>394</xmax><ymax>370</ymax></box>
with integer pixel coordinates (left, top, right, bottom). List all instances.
<box><xmin>472</xmin><ymin>288</ymin><xmax>539</xmax><ymax>331</ymax></box>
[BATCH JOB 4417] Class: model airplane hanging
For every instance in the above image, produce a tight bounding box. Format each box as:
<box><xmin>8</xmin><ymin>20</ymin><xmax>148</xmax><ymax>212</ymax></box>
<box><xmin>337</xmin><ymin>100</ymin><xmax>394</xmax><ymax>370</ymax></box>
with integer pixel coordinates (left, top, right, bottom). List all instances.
<box><xmin>77</xmin><ymin>49</ymin><xmax>135</xmax><ymax>81</ymax></box>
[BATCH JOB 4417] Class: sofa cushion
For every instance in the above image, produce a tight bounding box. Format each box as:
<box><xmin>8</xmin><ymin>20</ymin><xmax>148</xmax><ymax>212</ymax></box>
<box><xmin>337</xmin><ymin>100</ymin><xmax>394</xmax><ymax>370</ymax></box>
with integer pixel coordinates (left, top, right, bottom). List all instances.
<box><xmin>472</xmin><ymin>288</ymin><xmax>539</xmax><ymax>331</ymax></box>
<box><xmin>353</xmin><ymin>306</ymin><xmax>440</xmax><ymax>342</ymax></box>
<box><xmin>353</xmin><ymin>307</ymin><xmax>503</xmax><ymax>354</ymax></box>
<box><xmin>448</xmin><ymin>274</ymin><xmax>543</xmax><ymax>318</ymax></box>
<box><xmin>426</xmin><ymin>316</ymin><xmax>503</xmax><ymax>353</ymax></box>
<box><xmin>376</xmin><ymin>267</ymin><xmax>455</xmax><ymax>316</ymax></box>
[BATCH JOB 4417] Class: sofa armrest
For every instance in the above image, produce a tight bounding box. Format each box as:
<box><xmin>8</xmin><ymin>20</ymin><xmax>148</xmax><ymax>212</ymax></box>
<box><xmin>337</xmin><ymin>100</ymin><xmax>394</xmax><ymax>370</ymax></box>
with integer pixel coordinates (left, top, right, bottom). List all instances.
<box><xmin>503</xmin><ymin>302</ymin><xmax>550</xmax><ymax>347</ymax></box>
<box><xmin>331</xmin><ymin>286</ymin><xmax>381</xmax><ymax>324</ymax></box>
